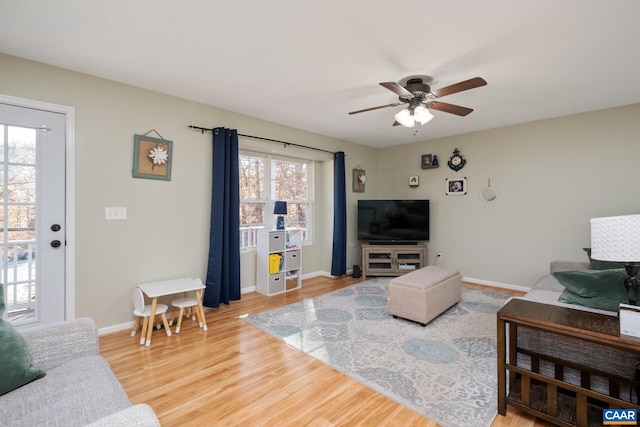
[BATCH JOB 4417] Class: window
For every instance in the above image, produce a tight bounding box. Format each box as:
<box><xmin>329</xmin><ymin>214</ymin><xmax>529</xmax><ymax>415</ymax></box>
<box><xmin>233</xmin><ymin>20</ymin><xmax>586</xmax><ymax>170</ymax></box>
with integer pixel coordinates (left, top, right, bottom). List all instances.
<box><xmin>239</xmin><ymin>152</ymin><xmax>312</xmax><ymax>248</ymax></box>
<box><xmin>271</xmin><ymin>158</ymin><xmax>309</xmax><ymax>235</ymax></box>
<box><xmin>239</xmin><ymin>153</ymin><xmax>265</xmax><ymax>248</ymax></box>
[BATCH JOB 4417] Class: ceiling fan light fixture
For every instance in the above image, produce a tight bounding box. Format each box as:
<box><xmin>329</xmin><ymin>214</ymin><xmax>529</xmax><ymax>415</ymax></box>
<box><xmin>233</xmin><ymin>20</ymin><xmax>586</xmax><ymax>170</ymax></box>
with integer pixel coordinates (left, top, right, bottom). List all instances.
<box><xmin>414</xmin><ymin>106</ymin><xmax>434</xmax><ymax>125</ymax></box>
<box><xmin>394</xmin><ymin>108</ymin><xmax>415</xmax><ymax>128</ymax></box>
<box><xmin>348</xmin><ymin>76</ymin><xmax>486</xmax><ymax>128</ymax></box>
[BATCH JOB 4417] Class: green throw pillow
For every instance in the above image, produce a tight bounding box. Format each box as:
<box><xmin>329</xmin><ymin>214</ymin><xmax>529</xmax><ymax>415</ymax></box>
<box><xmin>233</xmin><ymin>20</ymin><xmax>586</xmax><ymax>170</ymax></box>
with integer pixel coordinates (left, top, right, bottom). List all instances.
<box><xmin>0</xmin><ymin>284</ymin><xmax>46</xmax><ymax>396</ymax></box>
<box><xmin>554</xmin><ymin>268</ymin><xmax>629</xmax><ymax>312</ymax></box>
<box><xmin>582</xmin><ymin>248</ymin><xmax>626</xmax><ymax>270</ymax></box>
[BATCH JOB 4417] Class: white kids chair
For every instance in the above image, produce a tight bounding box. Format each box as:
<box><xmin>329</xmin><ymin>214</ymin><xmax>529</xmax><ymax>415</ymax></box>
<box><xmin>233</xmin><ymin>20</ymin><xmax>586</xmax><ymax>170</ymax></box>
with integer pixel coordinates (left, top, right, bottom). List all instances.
<box><xmin>169</xmin><ymin>293</ymin><xmax>202</xmax><ymax>333</ymax></box>
<box><xmin>131</xmin><ymin>287</ymin><xmax>171</xmax><ymax>345</ymax></box>
<box><xmin>169</xmin><ymin>278</ymin><xmax>205</xmax><ymax>333</ymax></box>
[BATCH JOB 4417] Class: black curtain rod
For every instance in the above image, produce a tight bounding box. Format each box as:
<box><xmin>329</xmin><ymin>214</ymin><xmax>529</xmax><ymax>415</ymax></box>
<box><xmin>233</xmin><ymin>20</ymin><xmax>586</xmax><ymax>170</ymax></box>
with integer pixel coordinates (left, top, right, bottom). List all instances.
<box><xmin>188</xmin><ymin>125</ymin><xmax>336</xmax><ymax>155</ymax></box>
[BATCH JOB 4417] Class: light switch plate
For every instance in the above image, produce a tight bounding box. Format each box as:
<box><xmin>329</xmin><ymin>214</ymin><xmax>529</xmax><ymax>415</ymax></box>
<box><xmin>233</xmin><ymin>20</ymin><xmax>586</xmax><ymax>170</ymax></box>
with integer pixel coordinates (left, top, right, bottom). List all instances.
<box><xmin>105</xmin><ymin>207</ymin><xmax>127</xmax><ymax>220</ymax></box>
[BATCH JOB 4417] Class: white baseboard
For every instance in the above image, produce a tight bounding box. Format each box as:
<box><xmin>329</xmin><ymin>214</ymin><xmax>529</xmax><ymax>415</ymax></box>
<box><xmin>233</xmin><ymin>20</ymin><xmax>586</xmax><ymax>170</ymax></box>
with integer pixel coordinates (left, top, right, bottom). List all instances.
<box><xmin>303</xmin><ymin>270</ymin><xmax>334</xmax><ymax>279</ymax></box>
<box><xmin>99</xmin><ymin>321</ymin><xmax>134</xmax><ymax>336</ymax></box>
<box><xmin>463</xmin><ymin>276</ymin><xmax>530</xmax><ymax>293</ymax></box>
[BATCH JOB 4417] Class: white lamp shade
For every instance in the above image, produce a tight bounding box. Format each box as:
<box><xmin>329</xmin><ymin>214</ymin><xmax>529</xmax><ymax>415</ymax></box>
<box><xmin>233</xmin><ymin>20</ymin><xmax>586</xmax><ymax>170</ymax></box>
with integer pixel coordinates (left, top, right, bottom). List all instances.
<box><xmin>394</xmin><ymin>108</ymin><xmax>415</xmax><ymax>128</ymax></box>
<box><xmin>413</xmin><ymin>106</ymin><xmax>434</xmax><ymax>125</ymax></box>
<box><xmin>590</xmin><ymin>214</ymin><xmax>640</xmax><ymax>262</ymax></box>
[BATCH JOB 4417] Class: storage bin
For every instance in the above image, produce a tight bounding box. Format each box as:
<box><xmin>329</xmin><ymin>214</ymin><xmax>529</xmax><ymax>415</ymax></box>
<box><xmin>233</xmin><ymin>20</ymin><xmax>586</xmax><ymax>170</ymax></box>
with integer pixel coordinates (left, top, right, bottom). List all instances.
<box><xmin>286</xmin><ymin>250</ymin><xmax>301</xmax><ymax>270</ymax></box>
<box><xmin>286</xmin><ymin>274</ymin><xmax>298</xmax><ymax>290</ymax></box>
<box><xmin>268</xmin><ymin>231</ymin><xmax>285</xmax><ymax>252</ymax></box>
<box><xmin>269</xmin><ymin>273</ymin><xmax>285</xmax><ymax>294</ymax></box>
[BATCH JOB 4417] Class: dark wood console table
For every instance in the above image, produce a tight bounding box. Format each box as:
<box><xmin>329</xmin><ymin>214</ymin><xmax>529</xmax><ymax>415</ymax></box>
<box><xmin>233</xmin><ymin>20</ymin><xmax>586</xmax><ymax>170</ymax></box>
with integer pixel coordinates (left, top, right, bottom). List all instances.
<box><xmin>497</xmin><ymin>298</ymin><xmax>640</xmax><ymax>427</ymax></box>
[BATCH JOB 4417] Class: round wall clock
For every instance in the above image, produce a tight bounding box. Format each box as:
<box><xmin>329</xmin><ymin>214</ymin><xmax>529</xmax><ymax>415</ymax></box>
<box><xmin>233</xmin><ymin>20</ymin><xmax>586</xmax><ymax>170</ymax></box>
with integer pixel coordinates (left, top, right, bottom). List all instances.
<box><xmin>447</xmin><ymin>148</ymin><xmax>466</xmax><ymax>172</ymax></box>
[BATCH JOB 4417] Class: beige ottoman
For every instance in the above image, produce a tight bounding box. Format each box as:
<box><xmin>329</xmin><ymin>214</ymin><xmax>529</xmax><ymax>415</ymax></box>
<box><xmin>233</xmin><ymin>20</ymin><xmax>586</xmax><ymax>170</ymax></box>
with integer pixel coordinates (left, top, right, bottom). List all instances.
<box><xmin>388</xmin><ymin>266</ymin><xmax>462</xmax><ymax>326</ymax></box>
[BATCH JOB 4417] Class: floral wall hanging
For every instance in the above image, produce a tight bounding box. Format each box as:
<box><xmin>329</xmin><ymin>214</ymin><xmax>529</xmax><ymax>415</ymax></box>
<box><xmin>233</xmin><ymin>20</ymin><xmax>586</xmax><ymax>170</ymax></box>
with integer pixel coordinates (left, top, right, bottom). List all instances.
<box><xmin>352</xmin><ymin>167</ymin><xmax>365</xmax><ymax>193</ymax></box>
<box><xmin>132</xmin><ymin>130</ymin><xmax>172</xmax><ymax>181</ymax></box>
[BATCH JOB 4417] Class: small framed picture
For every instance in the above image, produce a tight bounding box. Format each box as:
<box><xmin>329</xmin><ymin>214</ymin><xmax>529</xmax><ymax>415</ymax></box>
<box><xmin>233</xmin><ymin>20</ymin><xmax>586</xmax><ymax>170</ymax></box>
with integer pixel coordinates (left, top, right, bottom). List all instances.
<box><xmin>421</xmin><ymin>154</ymin><xmax>432</xmax><ymax>169</ymax></box>
<box><xmin>446</xmin><ymin>177</ymin><xmax>467</xmax><ymax>195</ymax></box>
<box><xmin>133</xmin><ymin>134</ymin><xmax>172</xmax><ymax>181</ymax></box>
<box><xmin>409</xmin><ymin>176</ymin><xmax>419</xmax><ymax>187</ymax></box>
<box><xmin>352</xmin><ymin>168</ymin><xmax>365</xmax><ymax>193</ymax></box>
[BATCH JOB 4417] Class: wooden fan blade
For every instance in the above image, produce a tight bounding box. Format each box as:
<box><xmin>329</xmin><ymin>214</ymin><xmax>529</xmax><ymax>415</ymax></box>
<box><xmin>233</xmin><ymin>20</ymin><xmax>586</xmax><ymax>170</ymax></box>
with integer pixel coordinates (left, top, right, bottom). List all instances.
<box><xmin>431</xmin><ymin>77</ymin><xmax>487</xmax><ymax>98</ymax></box>
<box><xmin>380</xmin><ymin>82</ymin><xmax>414</xmax><ymax>98</ymax></box>
<box><xmin>348</xmin><ymin>102</ymin><xmax>404</xmax><ymax>115</ymax></box>
<box><xmin>427</xmin><ymin>101</ymin><xmax>473</xmax><ymax>116</ymax></box>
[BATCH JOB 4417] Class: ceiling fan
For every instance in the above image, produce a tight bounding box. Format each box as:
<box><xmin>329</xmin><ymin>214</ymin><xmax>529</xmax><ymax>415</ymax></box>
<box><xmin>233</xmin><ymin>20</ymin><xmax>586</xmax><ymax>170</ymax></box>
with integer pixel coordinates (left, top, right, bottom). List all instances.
<box><xmin>348</xmin><ymin>76</ymin><xmax>487</xmax><ymax>128</ymax></box>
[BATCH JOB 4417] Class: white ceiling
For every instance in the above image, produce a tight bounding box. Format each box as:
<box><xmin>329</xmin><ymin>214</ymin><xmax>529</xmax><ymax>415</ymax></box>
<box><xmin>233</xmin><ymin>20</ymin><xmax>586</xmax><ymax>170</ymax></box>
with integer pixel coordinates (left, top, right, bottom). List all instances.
<box><xmin>1</xmin><ymin>1</ymin><xmax>639</xmax><ymax>148</ymax></box>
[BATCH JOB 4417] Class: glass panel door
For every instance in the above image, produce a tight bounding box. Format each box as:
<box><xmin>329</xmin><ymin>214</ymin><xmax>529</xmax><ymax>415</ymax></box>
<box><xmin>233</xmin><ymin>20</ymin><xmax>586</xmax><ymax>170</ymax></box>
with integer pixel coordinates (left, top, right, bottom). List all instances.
<box><xmin>1</xmin><ymin>125</ymin><xmax>37</xmax><ymax>321</ymax></box>
<box><xmin>0</xmin><ymin>102</ymin><xmax>66</xmax><ymax>326</ymax></box>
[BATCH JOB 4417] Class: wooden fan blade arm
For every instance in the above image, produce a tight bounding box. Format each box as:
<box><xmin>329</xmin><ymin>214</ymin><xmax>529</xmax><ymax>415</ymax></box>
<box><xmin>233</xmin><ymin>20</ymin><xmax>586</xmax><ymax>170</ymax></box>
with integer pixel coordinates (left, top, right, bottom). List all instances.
<box><xmin>380</xmin><ymin>82</ymin><xmax>414</xmax><ymax>98</ymax></box>
<box><xmin>431</xmin><ymin>77</ymin><xmax>487</xmax><ymax>98</ymax></box>
<box><xmin>427</xmin><ymin>101</ymin><xmax>473</xmax><ymax>116</ymax></box>
<box><xmin>348</xmin><ymin>103</ymin><xmax>404</xmax><ymax>115</ymax></box>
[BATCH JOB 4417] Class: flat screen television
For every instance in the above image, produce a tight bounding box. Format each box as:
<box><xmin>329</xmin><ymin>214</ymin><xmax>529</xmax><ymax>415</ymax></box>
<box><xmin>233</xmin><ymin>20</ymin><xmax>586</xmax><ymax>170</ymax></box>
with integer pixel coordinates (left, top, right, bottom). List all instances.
<box><xmin>357</xmin><ymin>199</ymin><xmax>429</xmax><ymax>243</ymax></box>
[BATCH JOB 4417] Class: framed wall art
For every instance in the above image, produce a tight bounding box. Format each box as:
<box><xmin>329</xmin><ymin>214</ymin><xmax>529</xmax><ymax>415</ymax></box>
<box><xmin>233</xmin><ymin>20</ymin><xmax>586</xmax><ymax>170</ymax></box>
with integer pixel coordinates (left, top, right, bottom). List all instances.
<box><xmin>421</xmin><ymin>154</ymin><xmax>432</xmax><ymax>169</ymax></box>
<box><xmin>421</xmin><ymin>153</ymin><xmax>439</xmax><ymax>169</ymax></box>
<box><xmin>352</xmin><ymin>167</ymin><xmax>365</xmax><ymax>192</ymax></box>
<box><xmin>445</xmin><ymin>177</ymin><xmax>467</xmax><ymax>195</ymax></box>
<box><xmin>132</xmin><ymin>132</ymin><xmax>173</xmax><ymax>181</ymax></box>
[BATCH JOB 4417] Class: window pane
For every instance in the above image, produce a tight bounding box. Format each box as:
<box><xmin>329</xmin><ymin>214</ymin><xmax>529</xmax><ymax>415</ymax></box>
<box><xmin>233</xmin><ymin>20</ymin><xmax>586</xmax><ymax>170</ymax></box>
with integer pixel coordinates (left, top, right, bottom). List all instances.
<box><xmin>286</xmin><ymin>203</ymin><xmax>308</xmax><ymax>229</ymax></box>
<box><xmin>8</xmin><ymin>229</ymin><xmax>35</xmax><ymax>242</ymax></box>
<box><xmin>6</xmin><ymin>204</ymin><xmax>36</xmax><ymax>230</ymax></box>
<box><xmin>239</xmin><ymin>155</ymin><xmax>264</xmax><ymax>200</ymax></box>
<box><xmin>7</xmin><ymin>126</ymin><xmax>36</xmax><ymax>164</ymax></box>
<box><xmin>7</xmin><ymin>241</ymin><xmax>36</xmax><ymax>261</ymax></box>
<box><xmin>272</xmin><ymin>159</ymin><xmax>308</xmax><ymax>200</ymax></box>
<box><xmin>240</xmin><ymin>202</ymin><xmax>265</xmax><ymax>226</ymax></box>
<box><xmin>239</xmin><ymin>153</ymin><xmax>267</xmax><ymax>248</ymax></box>
<box><xmin>295</xmin><ymin>203</ymin><xmax>308</xmax><ymax>223</ymax></box>
<box><xmin>8</xmin><ymin>165</ymin><xmax>36</xmax><ymax>203</ymax></box>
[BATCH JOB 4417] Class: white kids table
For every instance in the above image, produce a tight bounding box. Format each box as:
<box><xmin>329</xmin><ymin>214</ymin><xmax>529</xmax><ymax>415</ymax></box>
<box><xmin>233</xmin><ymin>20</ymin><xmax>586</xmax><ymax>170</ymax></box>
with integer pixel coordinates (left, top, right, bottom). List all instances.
<box><xmin>137</xmin><ymin>277</ymin><xmax>207</xmax><ymax>346</ymax></box>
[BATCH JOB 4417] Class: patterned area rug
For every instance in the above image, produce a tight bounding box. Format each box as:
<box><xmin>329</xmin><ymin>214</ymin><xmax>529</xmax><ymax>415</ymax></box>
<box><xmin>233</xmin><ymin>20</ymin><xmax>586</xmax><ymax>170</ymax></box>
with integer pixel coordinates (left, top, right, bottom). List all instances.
<box><xmin>245</xmin><ymin>277</ymin><xmax>509</xmax><ymax>427</ymax></box>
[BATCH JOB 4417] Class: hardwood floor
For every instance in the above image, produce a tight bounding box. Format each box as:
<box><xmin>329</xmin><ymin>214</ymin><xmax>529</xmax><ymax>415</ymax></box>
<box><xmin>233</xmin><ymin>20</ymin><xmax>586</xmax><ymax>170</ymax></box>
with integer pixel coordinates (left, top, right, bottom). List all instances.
<box><xmin>100</xmin><ymin>276</ymin><xmax>553</xmax><ymax>426</ymax></box>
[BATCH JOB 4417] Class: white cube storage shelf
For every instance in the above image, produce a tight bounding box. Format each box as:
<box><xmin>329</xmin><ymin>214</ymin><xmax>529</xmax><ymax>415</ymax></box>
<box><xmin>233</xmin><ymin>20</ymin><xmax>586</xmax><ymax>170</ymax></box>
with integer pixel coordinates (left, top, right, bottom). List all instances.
<box><xmin>256</xmin><ymin>228</ymin><xmax>303</xmax><ymax>296</ymax></box>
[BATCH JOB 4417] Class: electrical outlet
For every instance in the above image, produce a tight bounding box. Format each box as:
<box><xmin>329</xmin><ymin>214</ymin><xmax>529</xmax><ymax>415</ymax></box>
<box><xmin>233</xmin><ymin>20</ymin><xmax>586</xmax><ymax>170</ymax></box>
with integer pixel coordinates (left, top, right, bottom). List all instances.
<box><xmin>436</xmin><ymin>253</ymin><xmax>443</xmax><ymax>261</ymax></box>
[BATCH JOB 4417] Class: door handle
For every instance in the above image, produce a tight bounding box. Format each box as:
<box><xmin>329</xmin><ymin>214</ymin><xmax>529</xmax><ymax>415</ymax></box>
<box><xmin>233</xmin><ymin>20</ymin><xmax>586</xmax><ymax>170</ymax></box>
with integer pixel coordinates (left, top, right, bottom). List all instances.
<box><xmin>51</xmin><ymin>240</ymin><xmax>62</xmax><ymax>248</ymax></box>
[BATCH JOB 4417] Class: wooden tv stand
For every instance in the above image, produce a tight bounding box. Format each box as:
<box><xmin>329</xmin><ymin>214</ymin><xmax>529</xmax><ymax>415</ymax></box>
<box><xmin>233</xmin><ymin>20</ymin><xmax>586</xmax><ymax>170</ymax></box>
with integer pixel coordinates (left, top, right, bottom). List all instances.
<box><xmin>497</xmin><ymin>299</ymin><xmax>640</xmax><ymax>426</ymax></box>
<box><xmin>360</xmin><ymin>243</ymin><xmax>427</xmax><ymax>279</ymax></box>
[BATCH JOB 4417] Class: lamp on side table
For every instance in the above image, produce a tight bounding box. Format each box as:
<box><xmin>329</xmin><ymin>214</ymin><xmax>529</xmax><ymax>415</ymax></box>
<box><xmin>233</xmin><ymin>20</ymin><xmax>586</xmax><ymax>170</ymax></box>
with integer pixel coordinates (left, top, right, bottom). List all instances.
<box><xmin>590</xmin><ymin>214</ymin><xmax>640</xmax><ymax>305</ymax></box>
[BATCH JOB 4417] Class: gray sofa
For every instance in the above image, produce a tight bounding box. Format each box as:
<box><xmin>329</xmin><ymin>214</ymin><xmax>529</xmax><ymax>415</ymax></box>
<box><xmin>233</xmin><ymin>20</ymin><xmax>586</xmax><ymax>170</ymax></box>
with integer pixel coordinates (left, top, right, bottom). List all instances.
<box><xmin>0</xmin><ymin>318</ymin><xmax>160</xmax><ymax>427</ymax></box>
<box><xmin>522</xmin><ymin>260</ymin><xmax>617</xmax><ymax>315</ymax></box>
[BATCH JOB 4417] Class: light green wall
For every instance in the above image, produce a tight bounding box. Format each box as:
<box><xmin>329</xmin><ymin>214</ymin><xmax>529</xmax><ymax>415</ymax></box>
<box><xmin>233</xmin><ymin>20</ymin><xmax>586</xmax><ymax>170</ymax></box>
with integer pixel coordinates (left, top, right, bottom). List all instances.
<box><xmin>376</xmin><ymin>104</ymin><xmax>640</xmax><ymax>287</ymax></box>
<box><xmin>0</xmin><ymin>53</ymin><xmax>375</xmax><ymax>328</ymax></box>
<box><xmin>2</xmin><ymin>52</ymin><xmax>639</xmax><ymax>328</ymax></box>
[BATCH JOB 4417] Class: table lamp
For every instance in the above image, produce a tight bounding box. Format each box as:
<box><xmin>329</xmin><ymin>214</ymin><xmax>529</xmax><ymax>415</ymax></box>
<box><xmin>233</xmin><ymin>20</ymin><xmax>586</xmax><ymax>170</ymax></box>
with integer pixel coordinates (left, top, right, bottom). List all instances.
<box><xmin>590</xmin><ymin>214</ymin><xmax>640</xmax><ymax>305</ymax></box>
<box><xmin>274</xmin><ymin>201</ymin><xmax>287</xmax><ymax>230</ymax></box>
